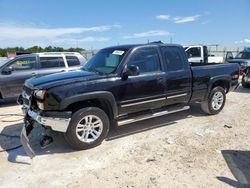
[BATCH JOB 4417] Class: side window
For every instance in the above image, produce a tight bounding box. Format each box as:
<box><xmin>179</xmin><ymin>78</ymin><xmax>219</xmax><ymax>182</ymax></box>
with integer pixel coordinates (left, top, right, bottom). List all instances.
<box><xmin>162</xmin><ymin>47</ymin><xmax>184</xmax><ymax>71</ymax></box>
<box><xmin>187</xmin><ymin>47</ymin><xmax>201</xmax><ymax>58</ymax></box>
<box><xmin>66</xmin><ymin>56</ymin><xmax>80</xmax><ymax>67</ymax></box>
<box><xmin>39</xmin><ymin>57</ymin><xmax>65</xmax><ymax>69</ymax></box>
<box><xmin>9</xmin><ymin>57</ymin><xmax>36</xmax><ymax>71</ymax></box>
<box><xmin>127</xmin><ymin>47</ymin><xmax>161</xmax><ymax>73</ymax></box>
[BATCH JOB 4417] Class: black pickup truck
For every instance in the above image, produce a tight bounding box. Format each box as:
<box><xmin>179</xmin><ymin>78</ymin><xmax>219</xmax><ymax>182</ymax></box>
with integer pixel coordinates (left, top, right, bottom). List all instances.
<box><xmin>18</xmin><ymin>43</ymin><xmax>239</xmax><ymax>158</ymax></box>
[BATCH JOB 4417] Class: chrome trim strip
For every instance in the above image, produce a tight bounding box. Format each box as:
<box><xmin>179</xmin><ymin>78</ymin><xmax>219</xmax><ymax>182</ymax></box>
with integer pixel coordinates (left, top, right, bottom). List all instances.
<box><xmin>118</xmin><ymin>106</ymin><xmax>190</xmax><ymax>126</ymax></box>
<box><xmin>121</xmin><ymin>97</ymin><xmax>166</xmax><ymax>108</ymax></box>
<box><xmin>167</xmin><ymin>93</ymin><xmax>188</xmax><ymax>99</ymax></box>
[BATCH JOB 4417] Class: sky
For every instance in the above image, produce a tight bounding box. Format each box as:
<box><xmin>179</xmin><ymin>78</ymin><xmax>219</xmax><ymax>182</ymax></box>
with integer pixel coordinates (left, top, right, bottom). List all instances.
<box><xmin>0</xmin><ymin>0</ymin><xmax>249</xmax><ymax>49</ymax></box>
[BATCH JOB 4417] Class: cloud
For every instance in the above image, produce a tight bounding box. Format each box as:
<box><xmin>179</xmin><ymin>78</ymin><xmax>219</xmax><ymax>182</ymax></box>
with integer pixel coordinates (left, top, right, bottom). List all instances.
<box><xmin>174</xmin><ymin>15</ymin><xmax>201</xmax><ymax>23</ymax></box>
<box><xmin>244</xmin><ymin>38</ymin><xmax>250</xmax><ymax>43</ymax></box>
<box><xmin>0</xmin><ymin>23</ymin><xmax>120</xmax><ymax>47</ymax></box>
<box><xmin>234</xmin><ymin>38</ymin><xmax>250</xmax><ymax>44</ymax></box>
<box><xmin>124</xmin><ymin>30</ymin><xmax>171</xmax><ymax>39</ymax></box>
<box><xmin>156</xmin><ymin>15</ymin><xmax>170</xmax><ymax>20</ymax></box>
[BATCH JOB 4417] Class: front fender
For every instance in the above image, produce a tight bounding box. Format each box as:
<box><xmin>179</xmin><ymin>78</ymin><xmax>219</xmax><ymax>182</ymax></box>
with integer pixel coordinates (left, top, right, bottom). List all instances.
<box><xmin>59</xmin><ymin>91</ymin><xmax>118</xmax><ymax>118</ymax></box>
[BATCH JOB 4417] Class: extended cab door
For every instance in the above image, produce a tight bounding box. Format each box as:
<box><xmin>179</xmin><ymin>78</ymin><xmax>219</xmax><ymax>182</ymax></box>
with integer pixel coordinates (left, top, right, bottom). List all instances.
<box><xmin>118</xmin><ymin>46</ymin><xmax>166</xmax><ymax>114</ymax></box>
<box><xmin>160</xmin><ymin>46</ymin><xmax>192</xmax><ymax>105</ymax></box>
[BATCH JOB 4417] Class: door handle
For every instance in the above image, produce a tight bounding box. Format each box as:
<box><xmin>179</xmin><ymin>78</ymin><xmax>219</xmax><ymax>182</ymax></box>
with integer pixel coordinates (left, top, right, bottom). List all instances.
<box><xmin>32</xmin><ymin>72</ymin><xmax>37</xmax><ymax>76</ymax></box>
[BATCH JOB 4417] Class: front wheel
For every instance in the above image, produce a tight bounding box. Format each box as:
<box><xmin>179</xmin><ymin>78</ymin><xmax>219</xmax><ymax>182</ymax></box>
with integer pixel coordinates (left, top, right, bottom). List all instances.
<box><xmin>64</xmin><ymin>107</ymin><xmax>110</xmax><ymax>150</ymax></box>
<box><xmin>201</xmin><ymin>86</ymin><xmax>226</xmax><ymax>115</ymax></box>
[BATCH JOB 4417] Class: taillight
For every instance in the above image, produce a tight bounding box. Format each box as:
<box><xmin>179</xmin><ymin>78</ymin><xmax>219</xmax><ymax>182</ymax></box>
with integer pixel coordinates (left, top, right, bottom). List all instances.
<box><xmin>231</xmin><ymin>66</ymin><xmax>240</xmax><ymax>80</ymax></box>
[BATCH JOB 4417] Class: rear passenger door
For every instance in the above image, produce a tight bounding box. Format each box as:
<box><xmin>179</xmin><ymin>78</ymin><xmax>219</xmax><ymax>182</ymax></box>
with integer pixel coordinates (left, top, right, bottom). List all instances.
<box><xmin>160</xmin><ymin>46</ymin><xmax>192</xmax><ymax>105</ymax></box>
<box><xmin>37</xmin><ymin>56</ymin><xmax>66</xmax><ymax>77</ymax></box>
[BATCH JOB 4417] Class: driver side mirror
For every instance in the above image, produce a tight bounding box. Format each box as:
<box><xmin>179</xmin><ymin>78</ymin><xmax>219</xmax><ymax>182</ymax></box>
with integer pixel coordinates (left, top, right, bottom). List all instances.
<box><xmin>2</xmin><ymin>66</ymin><xmax>13</xmax><ymax>75</ymax></box>
<box><xmin>122</xmin><ymin>65</ymin><xmax>140</xmax><ymax>80</ymax></box>
<box><xmin>126</xmin><ymin>65</ymin><xmax>140</xmax><ymax>76</ymax></box>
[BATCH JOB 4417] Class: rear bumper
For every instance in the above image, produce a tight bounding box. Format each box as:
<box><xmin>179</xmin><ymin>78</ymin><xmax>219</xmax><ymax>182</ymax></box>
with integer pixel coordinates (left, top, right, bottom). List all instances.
<box><xmin>229</xmin><ymin>80</ymin><xmax>240</xmax><ymax>91</ymax></box>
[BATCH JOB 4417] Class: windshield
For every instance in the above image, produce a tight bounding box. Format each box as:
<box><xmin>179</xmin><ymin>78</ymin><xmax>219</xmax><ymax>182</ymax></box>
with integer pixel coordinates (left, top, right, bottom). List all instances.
<box><xmin>83</xmin><ymin>48</ymin><xmax>127</xmax><ymax>74</ymax></box>
<box><xmin>235</xmin><ymin>52</ymin><xmax>250</xmax><ymax>59</ymax></box>
<box><xmin>0</xmin><ymin>58</ymin><xmax>11</xmax><ymax>68</ymax></box>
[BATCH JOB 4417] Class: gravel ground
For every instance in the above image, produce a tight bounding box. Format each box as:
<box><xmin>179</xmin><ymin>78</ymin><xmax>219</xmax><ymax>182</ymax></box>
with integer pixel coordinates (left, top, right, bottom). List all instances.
<box><xmin>0</xmin><ymin>85</ymin><xmax>249</xmax><ymax>188</ymax></box>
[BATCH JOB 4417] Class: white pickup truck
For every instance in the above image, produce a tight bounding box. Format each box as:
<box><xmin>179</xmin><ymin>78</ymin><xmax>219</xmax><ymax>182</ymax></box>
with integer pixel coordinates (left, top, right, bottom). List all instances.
<box><xmin>184</xmin><ymin>45</ymin><xmax>223</xmax><ymax>63</ymax></box>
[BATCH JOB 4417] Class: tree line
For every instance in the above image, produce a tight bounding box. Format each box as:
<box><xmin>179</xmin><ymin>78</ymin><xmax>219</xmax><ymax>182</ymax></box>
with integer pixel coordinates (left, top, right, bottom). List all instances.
<box><xmin>0</xmin><ymin>46</ymin><xmax>85</xmax><ymax>57</ymax></box>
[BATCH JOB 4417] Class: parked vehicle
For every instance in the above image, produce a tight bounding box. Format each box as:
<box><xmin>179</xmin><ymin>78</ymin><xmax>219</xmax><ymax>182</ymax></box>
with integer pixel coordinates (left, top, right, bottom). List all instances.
<box><xmin>226</xmin><ymin>47</ymin><xmax>250</xmax><ymax>73</ymax></box>
<box><xmin>184</xmin><ymin>45</ymin><xmax>223</xmax><ymax>63</ymax></box>
<box><xmin>242</xmin><ymin>67</ymin><xmax>250</xmax><ymax>88</ymax></box>
<box><xmin>17</xmin><ymin>43</ymin><xmax>239</xmax><ymax>158</ymax></box>
<box><xmin>0</xmin><ymin>52</ymin><xmax>86</xmax><ymax>99</ymax></box>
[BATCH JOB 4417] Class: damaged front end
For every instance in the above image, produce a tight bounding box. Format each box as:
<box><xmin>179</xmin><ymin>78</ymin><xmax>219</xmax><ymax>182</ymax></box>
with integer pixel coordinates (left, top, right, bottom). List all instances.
<box><xmin>20</xmin><ymin>115</ymin><xmax>35</xmax><ymax>158</ymax></box>
<box><xmin>17</xmin><ymin>86</ymin><xmax>71</xmax><ymax>159</ymax></box>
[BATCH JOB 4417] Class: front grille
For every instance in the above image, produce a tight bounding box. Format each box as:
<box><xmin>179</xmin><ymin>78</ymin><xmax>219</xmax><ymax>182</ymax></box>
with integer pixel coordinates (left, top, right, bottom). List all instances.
<box><xmin>23</xmin><ymin>85</ymin><xmax>32</xmax><ymax>96</ymax></box>
<box><xmin>22</xmin><ymin>85</ymin><xmax>33</xmax><ymax>108</ymax></box>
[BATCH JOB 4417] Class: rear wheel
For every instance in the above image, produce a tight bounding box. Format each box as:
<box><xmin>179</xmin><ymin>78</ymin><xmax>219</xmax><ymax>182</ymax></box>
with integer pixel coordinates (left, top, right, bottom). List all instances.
<box><xmin>64</xmin><ymin>107</ymin><xmax>110</xmax><ymax>150</ymax></box>
<box><xmin>242</xmin><ymin>75</ymin><xmax>250</xmax><ymax>88</ymax></box>
<box><xmin>201</xmin><ymin>86</ymin><xmax>226</xmax><ymax>115</ymax></box>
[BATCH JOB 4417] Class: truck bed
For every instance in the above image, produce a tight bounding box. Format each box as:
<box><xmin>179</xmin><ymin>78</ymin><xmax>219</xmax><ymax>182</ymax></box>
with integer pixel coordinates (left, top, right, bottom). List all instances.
<box><xmin>190</xmin><ymin>62</ymin><xmax>239</xmax><ymax>102</ymax></box>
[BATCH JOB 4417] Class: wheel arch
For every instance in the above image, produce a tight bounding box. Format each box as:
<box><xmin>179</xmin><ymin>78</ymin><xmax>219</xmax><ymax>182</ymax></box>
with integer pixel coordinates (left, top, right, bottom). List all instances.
<box><xmin>60</xmin><ymin>91</ymin><xmax>118</xmax><ymax>120</ymax></box>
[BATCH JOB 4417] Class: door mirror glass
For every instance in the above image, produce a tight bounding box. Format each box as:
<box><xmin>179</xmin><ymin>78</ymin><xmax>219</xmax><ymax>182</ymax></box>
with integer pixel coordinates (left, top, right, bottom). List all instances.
<box><xmin>126</xmin><ymin>65</ymin><xmax>140</xmax><ymax>76</ymax></box>
<box><xmin>2</xmin><ymin>66</ymin><xmax>13</xmax><ymax>75</ymax></box>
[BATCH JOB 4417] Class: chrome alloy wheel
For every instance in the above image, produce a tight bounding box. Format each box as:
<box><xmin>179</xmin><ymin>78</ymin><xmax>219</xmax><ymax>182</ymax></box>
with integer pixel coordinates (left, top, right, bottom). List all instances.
<box><xmin>211</xmin><ymin>91</ymin><xmax>224</xmax><ymax>111</ymax></box>
<box><xmin>76</xmin><ymin>115</ymin><xmax>103</xmax><ymax>143</ymax></box>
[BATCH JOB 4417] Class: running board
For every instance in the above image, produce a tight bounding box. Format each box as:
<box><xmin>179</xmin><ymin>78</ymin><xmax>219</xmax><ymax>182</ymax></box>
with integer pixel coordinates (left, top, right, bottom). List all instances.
<box><xmin>117</xmin><ymin>106</ymin><xmax>190</xmax><ymax>126</ymax></box>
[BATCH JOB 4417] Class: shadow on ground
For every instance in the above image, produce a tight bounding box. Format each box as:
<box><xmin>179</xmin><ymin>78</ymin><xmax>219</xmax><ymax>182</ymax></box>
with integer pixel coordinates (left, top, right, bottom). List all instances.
<box><xmin>0</xmin><ymin>103</ymin><xmax>205</xmax><ymax>164</ymax></box>
<box><xmin>233</xmin><ymin>85</ymin><xmax>250</xmax><ymax>94</ymax></box>
<box><xmin>217</xmin><ymin>150</ymin><xmax>250</xmax><ymax>188</ymax></box>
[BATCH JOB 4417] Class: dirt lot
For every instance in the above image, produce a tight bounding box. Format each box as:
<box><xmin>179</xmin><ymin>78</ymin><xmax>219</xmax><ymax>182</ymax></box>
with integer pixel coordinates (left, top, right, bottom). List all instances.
<box><xmin>0</xmin><ymin>86</ymin><xmax>249</xmax><ymax>188</ymax></box>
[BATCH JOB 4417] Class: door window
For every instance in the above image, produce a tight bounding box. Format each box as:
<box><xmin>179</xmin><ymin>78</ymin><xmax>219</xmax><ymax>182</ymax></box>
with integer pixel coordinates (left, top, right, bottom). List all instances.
<box><xmin>39</xmin><ymin>57</ymin><xmax>65</xmax><ymax>69</ymax></box>
<box><xmin>66</xmin><ymin>56</ymin><xmax>80</xmax><ymax>67</ymax></box>
<box><xmin>186</xmin><ymin>47</ymin><xmax>201</xmax><ymax>58</ymax></box>
<box><xmin>127</xmin><ymin>47</ymin><xmax>161</xmax><ymax>73</ymax></box>
<box><xmin>9</xmin><ymin>57</ymin><xmax>36</xmax><ymax>71</ymax></box>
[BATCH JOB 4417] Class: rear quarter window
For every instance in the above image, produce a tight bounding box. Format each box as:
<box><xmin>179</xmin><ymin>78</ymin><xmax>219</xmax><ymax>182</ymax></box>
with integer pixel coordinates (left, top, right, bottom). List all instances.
<box><xmin>66</xmin><ymin>56</ymin><xmax>81</xmax><ymax>67</ymax></box>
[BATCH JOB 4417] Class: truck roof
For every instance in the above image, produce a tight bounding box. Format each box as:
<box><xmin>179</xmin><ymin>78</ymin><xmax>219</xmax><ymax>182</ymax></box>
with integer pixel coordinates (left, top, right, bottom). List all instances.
<box><xmin>102</xmin><ymin>43</ymin><xmax>182</xmax><ymax>51</ymax></box>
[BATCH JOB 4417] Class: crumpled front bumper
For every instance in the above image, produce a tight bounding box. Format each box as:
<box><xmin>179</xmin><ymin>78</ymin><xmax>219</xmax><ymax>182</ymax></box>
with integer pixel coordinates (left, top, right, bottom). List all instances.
<box><xmin>20</xmin><ymin>107</ymin><xmax>72</xmax><ymax>158</ymax></box>
<box><xmin>20</xmin><ymin>117</ymin><xmax>35</xmax><ymax>158</ymax></box>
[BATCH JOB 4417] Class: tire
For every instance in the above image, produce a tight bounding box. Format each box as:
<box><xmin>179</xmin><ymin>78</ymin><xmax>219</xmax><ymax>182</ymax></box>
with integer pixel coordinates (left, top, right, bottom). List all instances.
<box><xmin>242</xmin><ymin>75</ymin><xmax>250</xmax><ymax>88</ymax></box>
<box><xmin>201</xmin><ymin>86</ymin><xmax>226</xmax><ymax>115</ymax></box>
<box><xmin>64</xmin><ymin>107</ymin><xmax>110</xmax><ymax>150</ymax></box>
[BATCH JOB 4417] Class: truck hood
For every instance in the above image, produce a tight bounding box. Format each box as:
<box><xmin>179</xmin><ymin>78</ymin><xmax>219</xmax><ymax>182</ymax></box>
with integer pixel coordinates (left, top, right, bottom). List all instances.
<box><xmin>26</xmin><ymin>69</ymin><xmax>99</xmax><ymax>89</ymax></box>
